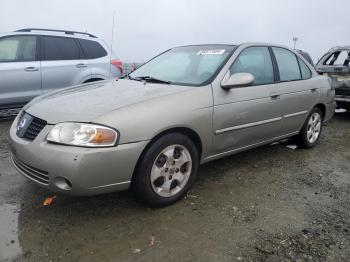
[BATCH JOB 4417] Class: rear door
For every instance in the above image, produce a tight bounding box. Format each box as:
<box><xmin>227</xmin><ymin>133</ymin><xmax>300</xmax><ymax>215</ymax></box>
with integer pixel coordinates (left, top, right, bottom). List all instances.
<box><xmin>271</xmin><ymin>47</ymin><xmax>320</xmax><ymax>134</ymax></box>
<box><xmin>77</xmin><ymin>39</ymin><xmax>113</xmax><ymax>79</ymax></box>
<box><xmin>0</xmin><ymin>35</ymin><xmax>41</xmax><ymax>108</ymax></box>
<box><xmin>40</xmin><ymin>36</ymin><xmax>91</xmax><ymax>93</ymax></box>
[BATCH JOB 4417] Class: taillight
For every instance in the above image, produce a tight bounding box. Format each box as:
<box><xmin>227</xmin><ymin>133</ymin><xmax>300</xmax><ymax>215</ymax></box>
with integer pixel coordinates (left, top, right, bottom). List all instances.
<box><xmin>111</xmin><ymin>59</ymin><xmax>124</xmax><ymax>74</ymax></box>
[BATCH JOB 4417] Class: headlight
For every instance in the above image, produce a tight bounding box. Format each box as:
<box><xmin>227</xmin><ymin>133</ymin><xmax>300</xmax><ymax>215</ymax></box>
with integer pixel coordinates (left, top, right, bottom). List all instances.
<box><xmin>47</xmin><ymin>123</ymin><xmax>118</xmax><ymax>147</ymax></box>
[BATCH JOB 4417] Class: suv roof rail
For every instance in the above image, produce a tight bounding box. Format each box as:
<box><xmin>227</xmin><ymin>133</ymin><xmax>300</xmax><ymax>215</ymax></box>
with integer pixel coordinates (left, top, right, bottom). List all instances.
<box><xmin>15</xmin><ymin>28</ymin><xmax>97</xmax><ymax>38</ymax></box>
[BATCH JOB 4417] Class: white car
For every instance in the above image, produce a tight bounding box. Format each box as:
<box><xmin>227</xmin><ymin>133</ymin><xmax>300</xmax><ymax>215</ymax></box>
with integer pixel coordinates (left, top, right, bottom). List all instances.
<box><xmin>0</xmin><ymin>28</ymin><xmax>123</xmax><ymax>117</ymax></box>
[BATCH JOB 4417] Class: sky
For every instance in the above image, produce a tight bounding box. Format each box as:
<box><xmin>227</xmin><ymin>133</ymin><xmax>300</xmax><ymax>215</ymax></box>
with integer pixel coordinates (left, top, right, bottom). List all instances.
<box><xmin>1</xmin><ymin>0</ymin><xmax>349</xmax><ymax>63</ymax></box>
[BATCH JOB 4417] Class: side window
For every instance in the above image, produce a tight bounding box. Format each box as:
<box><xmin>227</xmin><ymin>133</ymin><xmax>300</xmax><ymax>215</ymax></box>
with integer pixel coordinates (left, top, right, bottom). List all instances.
<box><xmin>298</xmin><ymin>57</ymin><xmax>312</xmax><ymax>80</ymax></box>
<box><xmin>272</xmin><ymin>47</ymin><xmax>301</xmax><ymax>82</ymax></box>
<box><xmin>230</xmin><ymin>47</ymin><xmax>274</xmax><ymax>85</ymax></box>
<box><xmin>78</xmin><ymin>39</ymin><xmax>107</xmax><ymax>59</ymax></box>
<box><xmin>43</xmin><ymin>36</ymin><xmax>81</xmax><ymax>61</ymax></box>
<box><xmin>0</xmin><ymin>36</ymin><xmax>36</xmax><ymax>62</ymax></box>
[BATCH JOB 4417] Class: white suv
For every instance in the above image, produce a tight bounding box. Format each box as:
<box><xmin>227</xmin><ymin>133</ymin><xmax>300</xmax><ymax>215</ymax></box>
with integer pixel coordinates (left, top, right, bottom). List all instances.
<box><xmin>0</xmin><ymin>28</ymin><xmax>123</xmax><ymax>117</ymax></box>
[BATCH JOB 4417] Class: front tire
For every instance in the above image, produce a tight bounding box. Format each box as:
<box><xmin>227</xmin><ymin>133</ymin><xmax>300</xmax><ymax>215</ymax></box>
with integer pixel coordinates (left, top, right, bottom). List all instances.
<box><xmin>132</xmin><ymin>133</ymin><xmax>199</xmax><ymax>207</ymax></box>
<box><xmin>295</xmin><ymin>107</ymin><xmax>323</xmax><ymax>149</ymax></box>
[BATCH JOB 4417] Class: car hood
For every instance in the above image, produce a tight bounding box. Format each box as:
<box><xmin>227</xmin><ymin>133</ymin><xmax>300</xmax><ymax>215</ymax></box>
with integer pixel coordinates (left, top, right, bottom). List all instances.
<box><xmin>25</xmin><ymin>79</ymin><xmax>195</xmax><ymax>124</ymax></box>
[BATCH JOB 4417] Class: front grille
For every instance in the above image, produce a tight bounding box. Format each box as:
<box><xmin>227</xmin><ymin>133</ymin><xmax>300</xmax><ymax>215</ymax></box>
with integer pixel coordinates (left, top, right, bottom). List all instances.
<box><xmin>12</xmin><ymin>156</ymin><xmax>49</xmax><ymax>185</ymax></box>
<box><xmin>23</xmin><ymin>117</ymin><xmax>47</xmax><ymax>140</ymax></box>
<box><xmin>17</xmin><ymin>112</ymin><xmax>47</xmax><ymax>141</ymax></box>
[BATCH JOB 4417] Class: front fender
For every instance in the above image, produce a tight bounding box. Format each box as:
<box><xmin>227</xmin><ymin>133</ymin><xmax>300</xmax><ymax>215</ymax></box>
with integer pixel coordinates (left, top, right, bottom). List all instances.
<box><xmin>95</xmin><ymin>85</ymin><xmax>214</xmax><ymax>158</ymax></box>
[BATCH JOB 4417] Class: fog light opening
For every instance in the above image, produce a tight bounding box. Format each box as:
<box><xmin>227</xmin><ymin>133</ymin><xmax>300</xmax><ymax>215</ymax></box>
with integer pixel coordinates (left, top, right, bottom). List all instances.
<box><xmin>54</xmin><ymin>177</ymin><xmax>72</xmax><ymax>191</ymax></box>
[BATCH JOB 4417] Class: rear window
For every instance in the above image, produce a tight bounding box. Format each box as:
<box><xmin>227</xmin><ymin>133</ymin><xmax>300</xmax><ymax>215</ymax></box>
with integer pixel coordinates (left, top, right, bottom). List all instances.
<box><xmin>78</xmin><ymin>39</ymin><xmax>107</xmax><ymax>59</ymax></box>
<box><xmin>298</xmin><ymin>57</ymin><xmax>312</xmax><ymax>80</ymax></box>
<box><xmin>43</xmin><ymin>36</ymin><xmax>81</xmax><ymax>61</ymax></box>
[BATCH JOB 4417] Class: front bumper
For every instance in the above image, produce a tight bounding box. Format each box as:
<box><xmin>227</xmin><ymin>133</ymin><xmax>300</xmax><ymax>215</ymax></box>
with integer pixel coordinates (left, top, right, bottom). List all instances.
<box><xmin>9</xmin><ymin>118</ymin><xmax>148</xmax><ymax>196</ymax></box>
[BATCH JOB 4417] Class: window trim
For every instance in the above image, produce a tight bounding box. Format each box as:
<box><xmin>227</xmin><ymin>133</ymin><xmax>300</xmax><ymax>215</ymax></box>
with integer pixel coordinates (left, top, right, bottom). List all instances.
<box><xmin>76</xmin><ymin>39</ymin><xmax>87</xmax><ymax>59</ymax></box>
<box><xmin>41</xmin><ymin>35</ymin><xmax>84</xmax><ymax>61</ymax></box>
<box><xmin>36</xmin><ymin>35</ymin><xmax>42</xmax><ymax>61</ymax></box>
<box><xmin>268</xmin><ymin>46</ymin><xmax>280</xmax><ymax>83</ymax></box>
<box><xmin>0</xmin><ymin>34</ymin><xmax>39</xmax><ymax>63</ymax></box>
<box><xmin>227</xmin><ymin>45</ymin><xmax>277</xmax><ymax>87</ymax></box>
<box><xmin>296</xmin><ymin>55</ymin><xmax>303</xmax><ymax>79</ymax></box>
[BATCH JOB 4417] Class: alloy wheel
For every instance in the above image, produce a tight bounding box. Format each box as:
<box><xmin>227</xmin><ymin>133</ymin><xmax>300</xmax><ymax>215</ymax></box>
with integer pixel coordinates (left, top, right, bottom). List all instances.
<box><xmin>150</xmin><ymin>145</ymin><xmax>192</xmax><ymax>197</ymax></box>
<box><xmin>307</xmin><ymin>112</ymin><xmax>321</xmax><ymax>143</ymax></box>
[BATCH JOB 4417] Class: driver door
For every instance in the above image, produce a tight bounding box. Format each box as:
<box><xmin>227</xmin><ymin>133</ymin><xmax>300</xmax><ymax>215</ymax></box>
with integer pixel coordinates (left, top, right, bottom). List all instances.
<box><xmin>212</xmin><ymin>46</ymin><xmax>284</xmax><ymax>154</ymax></box>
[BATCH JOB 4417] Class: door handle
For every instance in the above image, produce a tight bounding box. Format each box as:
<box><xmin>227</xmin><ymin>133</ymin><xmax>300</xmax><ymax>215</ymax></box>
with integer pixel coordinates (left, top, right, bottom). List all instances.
<box><xmin>270</xmin><ymin>94</ymin><xmax>280</xmax><ymax>100</ymax></box>
<box><xmin>76</xmin><ymin>63</ymin><xmax>87</xmax><ymax>68</ymax></box>
<box><xmin>24</xmin><ymin>67</ymin><xmax>39</xmax><ymax>72</ymax></box>
<box><xmin>311</xmin><ymin>88</ymin><xmax>317</xmax><ymax>93</ymax></box>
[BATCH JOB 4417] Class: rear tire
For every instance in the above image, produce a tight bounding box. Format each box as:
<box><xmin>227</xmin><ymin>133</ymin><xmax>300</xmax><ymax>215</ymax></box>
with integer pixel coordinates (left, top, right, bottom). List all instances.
<box><xmin>132</xmin><ymin>133</ymin><xmax>199</xmax><ymax>207</ymax></box>
<box><xmin>295</xmin><ymin>107</ymin><xmax>323</xmax><ymax>149</ymax></box>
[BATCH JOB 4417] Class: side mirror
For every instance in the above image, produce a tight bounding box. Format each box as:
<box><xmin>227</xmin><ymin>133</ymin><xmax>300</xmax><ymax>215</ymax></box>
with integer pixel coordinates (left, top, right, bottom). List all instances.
<box><xmin>221</xmin><ymin>72</ymin><xmax>255</xmax><ymax>89</ymax></box>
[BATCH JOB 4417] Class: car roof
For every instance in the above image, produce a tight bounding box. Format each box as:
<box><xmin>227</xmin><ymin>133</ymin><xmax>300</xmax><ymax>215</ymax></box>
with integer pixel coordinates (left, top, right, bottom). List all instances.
<box><xmin>175</xmin><ymin>42</ymin><xmax>296</xmax><ymax>51</ymax></box>
<box><xmin>295</xmin><ymin>49</ymin><xmax>314</xmax><ymax>66</ymax></box>
<box><xmin>179</xmin><ymin>42</ymin><xmax>297</xmax><ymax>49</ymax></box>
<box><xmin>239</xmin><ymin>42</ymin><xmax>297</xmax><ymax>49</ymax></box>
<box><xmin>328</xmin><ymin>46</ymin><xmax>350</xmax><ymax>52</ymax></box>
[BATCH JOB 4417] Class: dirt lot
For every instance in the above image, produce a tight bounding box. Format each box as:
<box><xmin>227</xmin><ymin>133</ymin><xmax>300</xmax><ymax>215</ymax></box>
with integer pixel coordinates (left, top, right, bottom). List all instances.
<box><xmin>0</xmin><ymin>112</ymin><xmax>350</xmax><ymax>262</ymax></box>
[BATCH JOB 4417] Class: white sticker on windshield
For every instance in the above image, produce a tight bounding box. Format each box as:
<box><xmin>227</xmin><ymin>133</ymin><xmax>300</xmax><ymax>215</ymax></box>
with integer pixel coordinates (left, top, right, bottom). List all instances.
<box><xmin>197</xmin><ymin>49</ymin><xmax>226</xmax><ymax>55</ymax></box>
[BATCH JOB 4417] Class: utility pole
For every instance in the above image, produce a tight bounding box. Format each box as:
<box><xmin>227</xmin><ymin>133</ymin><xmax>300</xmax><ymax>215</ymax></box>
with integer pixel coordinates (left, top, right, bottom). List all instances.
<box><xmin>109</xmin><ymin>11</ymin><xmax>116</xmax><ymax>78</ymax></box>
<box><xmin>293</xmin><ymin>37</ymin><xmax>298</xmax><ymax>50</ymax></box>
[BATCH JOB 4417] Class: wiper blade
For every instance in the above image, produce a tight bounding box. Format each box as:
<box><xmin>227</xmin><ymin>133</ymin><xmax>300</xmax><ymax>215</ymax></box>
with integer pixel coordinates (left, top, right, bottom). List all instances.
<box><xmin>134</xmin><ymin>76</ymin><xmax>171</xmax><ymax>84</ymax></box>
<box><xmin>128</xmin><ymin>75</ymin><xmax>143</xmax><ymax>81</ymax></box>
<box><xmin>120</xmin><ymin>74</ymin><xmax>142</xmax><ymax>82</ymax></box>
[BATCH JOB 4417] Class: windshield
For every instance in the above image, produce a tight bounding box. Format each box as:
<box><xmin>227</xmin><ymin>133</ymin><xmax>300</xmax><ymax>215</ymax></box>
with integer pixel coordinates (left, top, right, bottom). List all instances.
<box><xmin>129</xmin><ymin>45</ymin><xmax>236</xmax><ymax>86</ymax></box>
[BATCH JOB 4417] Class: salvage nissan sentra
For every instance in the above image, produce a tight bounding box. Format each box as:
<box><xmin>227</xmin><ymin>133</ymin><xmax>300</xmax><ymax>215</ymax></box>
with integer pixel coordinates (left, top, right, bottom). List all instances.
<box><xmin>9</xmin><ymin>43</ymin><xmax>336</xmax><ymax>206</ymax></box>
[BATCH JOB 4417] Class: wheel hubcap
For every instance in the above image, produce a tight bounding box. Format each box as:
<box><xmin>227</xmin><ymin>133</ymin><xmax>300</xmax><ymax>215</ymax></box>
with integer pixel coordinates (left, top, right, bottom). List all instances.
<box><xmin>307</xmin><ymin>112</ymin><xmax>321</xmax><ymax>143</ymax></box>
<box><xmin>151</xmin><ymin>145</ymin><xmax>192</xmax><ymax>197</ymax></box>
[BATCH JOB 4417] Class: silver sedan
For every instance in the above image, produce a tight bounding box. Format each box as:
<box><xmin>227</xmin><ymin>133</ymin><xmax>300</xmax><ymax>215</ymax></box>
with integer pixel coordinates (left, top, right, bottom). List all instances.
<box><xmin>9</xmin><ymin>43</ymin><xmax>336</xmax><ymax>206</ymax></box>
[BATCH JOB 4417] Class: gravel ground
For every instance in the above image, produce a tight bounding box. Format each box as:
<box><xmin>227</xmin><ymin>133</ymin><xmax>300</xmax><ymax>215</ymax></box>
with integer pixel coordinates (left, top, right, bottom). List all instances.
<box><xmin>0</xmin><ymin>112</ymin><xmax>350</xmax><ymax>262</ymax></box>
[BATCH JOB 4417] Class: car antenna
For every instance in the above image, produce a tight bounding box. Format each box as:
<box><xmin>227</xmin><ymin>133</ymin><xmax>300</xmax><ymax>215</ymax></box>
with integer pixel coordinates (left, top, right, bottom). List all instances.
<box><xmin>109</xmin><ymin>10</ymin><xmax>116</xmax><ymax>79</ymax></box>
